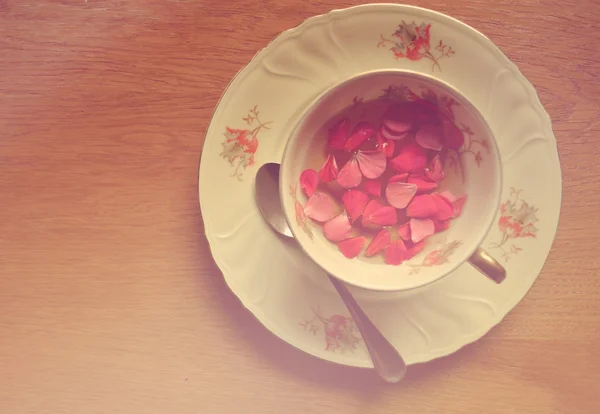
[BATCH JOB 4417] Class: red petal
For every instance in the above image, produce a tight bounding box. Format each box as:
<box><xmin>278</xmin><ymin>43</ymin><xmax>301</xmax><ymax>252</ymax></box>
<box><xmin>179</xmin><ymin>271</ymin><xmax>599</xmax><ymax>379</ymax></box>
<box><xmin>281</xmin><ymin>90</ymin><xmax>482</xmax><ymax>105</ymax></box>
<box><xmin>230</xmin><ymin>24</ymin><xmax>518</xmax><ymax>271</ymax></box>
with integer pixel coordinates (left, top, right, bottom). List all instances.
<box><xmin>336</xmin><ymin>156</ymin><xmax>362</xmax><ymax>188</ymax></box>
<box><xmin>345</xmin><ymin>122</ymin><xmax>376</xmax><ymax>151</ymax></box>
<box><xmin>362</xmin><ymin>199</ymin><xmax>398</xmax><ymax>228</ymax></box>
<box><xmin>407</xmin><ymin>174</ymin><xmax>438</xmax><ymax>192</ymax></box>
<box><xmin>406</xmin><ymin>194</ymin><xmax>439</xmax><ymax>218</ymax></box>
<box><xmin>410</xmin><ymin>218</ymin><xmax>435</xmax><ymax>243</ymax></box>
<box><xmin>384</xmin><ymin>240</ymin><xmax>408</xmax><ymax>265</ymax></box>
<box><xmin>383</xmin><ymin>102</ymin><xmax>414</xmax><ymax>133</ymax></box>
<box><xmin>324</xmin><ymin>213</ymin><xmax>352</xmax><ymax>242</ymax></box>
<box><xmin>304</xmin><ymin>191</ymin><xmax>338</xmax><ymax>222</ymax></box>
<box><xmin>356</xmin><ymin>150</ymin><xmax>386</xmax><ymax>179</ymax></box>
<box><xmin>432</xmin><ymin>193</ymin><xmax>454</xmax><ymax>221</ymax></box>
<box><xmin>453</xmin><ymin>195</ymin><xmax>467</xmax><ymax>218</ymax></box>
<box><xmin>434</xmin><ymin>219</ymin><xmax>451</xmax><ymax>233</ymax></box>
<box><xmin>407</xmin><ymin>240</ymin><xmax>426</xmax><ymax>259</ymax></box>
<box><xmin>338</xmin><ymin>236</ymin><xmax>367</xmax><ymax>259</ymax></box>
<box><xmin>362</xmin><ymin>179</ymin><xmax>382</xmax><ymax>197</ymax></box>
<box><xmin>390</xmin><ymin>143</ymin><xmax>428</xmax><ymax>173</ymax></box>
<box><xmin>328</xmin><ymin>118</ymin><xmax>350</xmax><ymax>150</ymax></box>
<box><xmin>424</xmin><ymin>154</ymin><xmax>444</xmax><ymax>182</ymax></box>
<box><xmin>438</xmin><ymin>191</ymin><xmax>468</xmax><ymax>218</ymax></box>
<box><xmin>318</xmin><ymin>154</ymin><xmax>339</xmax><ymax>183</ymax></box>
<box><xmin>415</xmin><ymin>124</ymin><xmax>443</xmax><ymax>151</ymax></box>
<box><xmin>441</xmin><ymin>118</ymin><xmax>464</xmax><ymax>149</ymax></box>
<box><xmin>342</xmin><ymin>189</ymin><xmax>370</xmax><ymax>223</ymax></box>
<box><xmin>438</xmin><ymin>190</ymin><xmax>457</xmax><ymax>204</ymax></box>
<box><xmin>398</xmin><ymin>222</ymin><xmax>411</xmax><ymax>241</ymax></box>
<box><xmin>385</xmin><ymin>181</ymin><xmax>418</xmax><ymax>209</ymax></box>
<box><xmin>299</xmin><ymin>169</ymin><xmax>319</xmax><ymax>197</ymax></box>
<box><xmin>381</xmin><ymin>125</ymin><xmax>410</xmax><ymax>141</ymax></box>
<box><xmin>412</xmin><ymin>99</ymin><xmax>440</xmax><ymax>125</ymax></box>
<box><xmin>376</xmin><ymin>130</ymin><xmax>396</xmax><ymax>157</ymax></box>
<box><xmin>365</xmin><ymin>229</ymin><xmax>391</xmax><ymax>257</ymax></box>
<box><xmin>388</xmin><ymin>173</ymin><xmax>409</xmax><ymax>184</ymax></box>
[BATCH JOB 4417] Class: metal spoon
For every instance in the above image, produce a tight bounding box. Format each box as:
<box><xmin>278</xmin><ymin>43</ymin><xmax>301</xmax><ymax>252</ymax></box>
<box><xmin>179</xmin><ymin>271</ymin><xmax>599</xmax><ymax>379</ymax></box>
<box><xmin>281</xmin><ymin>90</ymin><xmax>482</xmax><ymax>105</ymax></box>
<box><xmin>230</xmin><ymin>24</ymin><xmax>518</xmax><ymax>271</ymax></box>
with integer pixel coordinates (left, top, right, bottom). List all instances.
<box><xmin>255</xmin><ymin>162</ymin><xmax>407</xmax><ymax>382</ymax></box>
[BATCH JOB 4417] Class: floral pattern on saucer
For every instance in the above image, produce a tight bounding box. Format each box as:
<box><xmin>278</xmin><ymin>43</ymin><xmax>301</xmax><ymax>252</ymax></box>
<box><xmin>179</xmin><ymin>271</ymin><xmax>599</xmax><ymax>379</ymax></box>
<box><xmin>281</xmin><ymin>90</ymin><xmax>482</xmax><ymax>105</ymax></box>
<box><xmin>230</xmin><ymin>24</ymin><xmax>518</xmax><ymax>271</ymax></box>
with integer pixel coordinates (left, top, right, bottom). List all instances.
<box><xmin>221</xmin><ymin>106</ymin><xmax>272</xmax><ymax>180</ymax></box>
<box><xmin>378</xmin><ymin>21</ymin><xmax>455</xmax><ymax>71</ymax></box>
<box><xmin>300</xmin><ymin>307</ymin><xmax>363</xmax><ymax>353</ymax></box>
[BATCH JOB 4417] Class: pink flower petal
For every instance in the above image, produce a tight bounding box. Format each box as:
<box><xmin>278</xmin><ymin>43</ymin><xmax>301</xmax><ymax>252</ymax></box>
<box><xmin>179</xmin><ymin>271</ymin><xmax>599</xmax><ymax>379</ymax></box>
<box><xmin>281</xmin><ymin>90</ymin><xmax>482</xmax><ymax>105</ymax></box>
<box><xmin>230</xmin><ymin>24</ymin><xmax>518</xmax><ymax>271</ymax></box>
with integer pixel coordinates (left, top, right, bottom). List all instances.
<box><xmin>376</xmin><ymin>130</ymin><xmax>396</xmax><ymax>157</ymax></box>
<box><xmin>415</xmin><ymin>124</ymin><xmax>443</xmax><ymax>151</ymax></box>
<box><xmin>406</xmin><ymin>240</ymin><xmax>426</xmax><ymax>259</ymax></box>
<box><xmin>438</xmin><ymin>191</ymin><xmax>468</xmax><ymax>218</ymax></box>
<box><xmin>410</xmin><ymin>218</ymin><xmax>435</xmax><ymax>243</ymax></box>
<box><xmin>382</xmin><ymin>102</ymin><xmax>414</xmax><ymax>133</ymax></box>
<box><xmin>385</xmin><ymin>181</ymin><xmax>418</xmax><ymax>209</ymax></box>
<box><xmin>407</xmin><ymin>174</ymin><xmax>438</xmax><ymax>192</ymax></box>
<box><xmin>412</xmin><ymin>99</ymin><xmax>440</xmax><ymax>125</ymax></box>
<box><xmin>336</xmin><ymin>156</ymin><xmax>362</xmax><ymax>189</ymax></box>
<box><xmin>299</xmin><ymin>169</ymin><xmax>319</xmax><ymax>197</ymax></box>
<box><xmin>362</xmin><ymin>179</ymin><xmax>382</xmax><ymax>197</ymax></box>
<box><xmin>365</xmin><ymin>229</ymin><xmax>391</xmax><ymax>257</ymax></box>
<box><xmin>345</xmin><ymin>122</ymin><xmax>376</xmax><ymax>152</ymax></box>
<box><xmin>453</xmin><ymin>195</ymin><xmax>467</xmax><ymax>218</ymax></box>
<box><xmin>438</xmin><ymin>190</ymin><xmax>457</xmax><ymax>204</ymax></box>
<box><xmin>380</xmin><ymin>125</ymin><xmax>410</xmax><ymax>141</ymax></box>
<box><xmin>384</xmin><ymin>240</ymin><xmax>408</xmax><ymax>265</ymax></box>
<box><xmin>434</xmin><ymin>219</ymin><xmax>451</xmax><ymax>233</ymax></box>
<box><xmin>338</xmin><ymin>236</ymin><xmax>367</xmax><ymax>259</ymax></box>
<box><xmin>406</xmin><ymin>194</ymin><xmax>439</xmax><ymax>218</ymax></box>
<box><xmin>424</xmin><ymin>154</ymin><xmax>444</xmax><ymax>182</ymax></box>
<box><xmin>328</xmin><ymin>118</ymin><xmax>350</xmax><ymax>150</ymax></box>
<box><xmin>388</xmin><ymin>173</ymin><xmax>409</xmax><ymax>184</ymax></box>
<box><xmin>441</xmin><ymin>117</ymin><xmax>464</xmax><ymax>149</ymax></box>
<box><xmin>362</xmin><ymin>199</ymin><xmax>398</xmax><ymax>228</ymax></box>
<box><xmin>432</xmin><ymin>193</ymin><xmax>454</xmax><ymax>221</ymax></box>
<box><xmin>342</xmin><ymin>189</ymin><xmax>370</xmax><ymax>223</ymax></box>
<box><xmin>390</xmin><ymin>143</ymin><xmax>428</xmax><ymax>173</ymax></box>
<box><xmin>398</xmin><ymin>222</ymin><xmax>411</xmax><ymax>241</ymax></box>
<box><xmin>356</xmin><ymin>150</ymin><xmax>386</xmax><ymax>179</ymax></box>
<box><xmin>318</xmin><ymin>154</ymin><xmax>339</xmax><ymax>183</ymax></box>
<box><xmin>304</xmin><ymin>191</ymin><xmax>338</xmax><ymax>222</ymax></box>
<box><xmin>323</xmin><ymin>213</ymin><xmax>352</xmax><ymax>242</ymax></box>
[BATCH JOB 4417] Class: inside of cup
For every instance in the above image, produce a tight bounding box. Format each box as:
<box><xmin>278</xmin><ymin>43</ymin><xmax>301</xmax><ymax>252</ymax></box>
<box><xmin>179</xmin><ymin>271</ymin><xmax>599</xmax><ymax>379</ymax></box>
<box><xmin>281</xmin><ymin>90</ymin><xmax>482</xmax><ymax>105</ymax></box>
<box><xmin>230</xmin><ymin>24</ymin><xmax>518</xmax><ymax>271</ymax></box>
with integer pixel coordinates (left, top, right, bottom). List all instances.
<box><xmin>280</xmin><ymin>70</ymin><xmax>502</xmax><ymax>291</ymax></box>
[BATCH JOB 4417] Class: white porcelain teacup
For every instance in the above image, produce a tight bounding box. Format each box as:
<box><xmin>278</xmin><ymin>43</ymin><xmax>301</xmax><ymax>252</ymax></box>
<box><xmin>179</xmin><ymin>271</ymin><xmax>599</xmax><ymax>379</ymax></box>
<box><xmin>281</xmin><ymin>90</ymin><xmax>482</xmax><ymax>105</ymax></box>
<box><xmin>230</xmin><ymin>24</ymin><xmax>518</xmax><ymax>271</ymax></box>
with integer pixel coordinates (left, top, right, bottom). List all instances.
<box><xmin>280</xmin><ymin>70</ymin><xmax>505</xmax><ymax>292</ymax></box>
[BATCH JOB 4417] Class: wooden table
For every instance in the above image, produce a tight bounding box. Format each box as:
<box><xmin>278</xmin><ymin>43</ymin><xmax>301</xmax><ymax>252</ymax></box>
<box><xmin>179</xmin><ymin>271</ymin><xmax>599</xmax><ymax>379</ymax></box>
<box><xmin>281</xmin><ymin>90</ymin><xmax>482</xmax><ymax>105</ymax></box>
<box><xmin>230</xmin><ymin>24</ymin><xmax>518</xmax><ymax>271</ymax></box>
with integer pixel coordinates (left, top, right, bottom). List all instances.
<box><xmin>1</xmin><ymin>1</ymin><xmax>599</xmax><ymax>413</ymax></box>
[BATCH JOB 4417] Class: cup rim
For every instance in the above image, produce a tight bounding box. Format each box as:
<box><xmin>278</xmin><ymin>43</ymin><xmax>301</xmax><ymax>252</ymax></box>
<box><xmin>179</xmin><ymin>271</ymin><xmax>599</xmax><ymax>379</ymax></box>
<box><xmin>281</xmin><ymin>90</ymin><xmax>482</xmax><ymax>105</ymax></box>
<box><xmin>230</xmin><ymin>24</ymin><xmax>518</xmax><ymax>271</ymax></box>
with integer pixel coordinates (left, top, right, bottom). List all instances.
<box><xmin>279</xmin><ymin>68</ymin><xmax>503</xmax><ymax>292</ymax></box>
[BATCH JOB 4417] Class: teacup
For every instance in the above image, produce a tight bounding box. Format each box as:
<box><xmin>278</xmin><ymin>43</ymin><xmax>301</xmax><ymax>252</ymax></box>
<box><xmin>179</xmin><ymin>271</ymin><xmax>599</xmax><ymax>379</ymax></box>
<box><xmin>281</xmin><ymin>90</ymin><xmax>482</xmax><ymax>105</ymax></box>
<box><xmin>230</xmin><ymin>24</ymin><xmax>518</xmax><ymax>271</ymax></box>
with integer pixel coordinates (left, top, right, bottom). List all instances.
<box><xmin>280</xmin><ymin>69</ymin><xmax>505</xmax><ymax>292</ymax></box>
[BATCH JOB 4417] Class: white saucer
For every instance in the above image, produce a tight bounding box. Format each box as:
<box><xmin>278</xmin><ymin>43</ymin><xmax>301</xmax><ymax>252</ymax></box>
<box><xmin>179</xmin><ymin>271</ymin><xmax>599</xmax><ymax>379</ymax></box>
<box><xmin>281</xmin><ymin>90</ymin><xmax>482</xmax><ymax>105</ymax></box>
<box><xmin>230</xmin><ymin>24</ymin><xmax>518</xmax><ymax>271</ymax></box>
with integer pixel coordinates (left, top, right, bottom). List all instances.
<box><xmin>199</xmin><ymin>4</ymin><xmax>561</xmax><ymax>367</ymax></box>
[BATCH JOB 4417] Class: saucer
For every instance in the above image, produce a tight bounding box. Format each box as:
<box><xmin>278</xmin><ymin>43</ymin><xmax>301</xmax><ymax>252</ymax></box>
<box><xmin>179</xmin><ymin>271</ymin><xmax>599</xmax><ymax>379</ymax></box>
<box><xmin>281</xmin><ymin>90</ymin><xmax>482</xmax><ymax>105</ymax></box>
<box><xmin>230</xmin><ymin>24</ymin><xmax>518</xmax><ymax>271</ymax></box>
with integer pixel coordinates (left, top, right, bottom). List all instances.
<box><xmin>199</xmin><ymin>4</ymin><xmax>561</xmax><ymax>367</ymax></box>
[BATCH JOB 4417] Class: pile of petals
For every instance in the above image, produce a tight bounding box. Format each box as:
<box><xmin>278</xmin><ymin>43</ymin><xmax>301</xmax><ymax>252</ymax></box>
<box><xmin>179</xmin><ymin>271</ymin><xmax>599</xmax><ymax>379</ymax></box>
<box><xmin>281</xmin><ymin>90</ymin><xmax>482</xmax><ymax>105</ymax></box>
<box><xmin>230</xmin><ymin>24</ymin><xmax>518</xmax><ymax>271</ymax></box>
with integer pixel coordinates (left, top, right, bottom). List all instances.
<box><xmin>299</xmin><ymin>99</ymin><xmax>467</xmax><ymax>266</ymax></box>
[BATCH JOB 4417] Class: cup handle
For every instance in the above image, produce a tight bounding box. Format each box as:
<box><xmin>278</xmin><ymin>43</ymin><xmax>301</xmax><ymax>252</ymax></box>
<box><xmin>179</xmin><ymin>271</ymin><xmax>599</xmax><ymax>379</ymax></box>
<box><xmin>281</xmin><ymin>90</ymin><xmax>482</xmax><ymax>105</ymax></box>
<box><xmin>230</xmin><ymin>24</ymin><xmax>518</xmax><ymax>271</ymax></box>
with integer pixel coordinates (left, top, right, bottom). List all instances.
<box><xmin>468</xmin><ymin>247</ymin><xmax>506</xmax><ymax>284</ymax></box>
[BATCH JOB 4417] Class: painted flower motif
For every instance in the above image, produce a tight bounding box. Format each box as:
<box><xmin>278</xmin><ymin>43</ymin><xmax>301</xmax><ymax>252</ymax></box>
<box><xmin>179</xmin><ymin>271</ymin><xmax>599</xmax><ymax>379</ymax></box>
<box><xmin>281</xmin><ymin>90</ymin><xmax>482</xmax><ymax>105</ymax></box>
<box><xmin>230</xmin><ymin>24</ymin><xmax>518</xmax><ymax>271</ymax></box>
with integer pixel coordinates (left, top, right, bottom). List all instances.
<box><xmin>409</xmin><ymin>240</ymin><xmax>462</xmax><ymax>273</ymax></box>
<box><xmin>220</xmin><ymin>106</ymin><xmax>271</xmax><ymax>180</ymax></box>
<box><xmin>290</xmin><ymin>184</ymin><xmax>313</xmax><ymax>239</ymax></box>
<box><xmin>392</xmin><ymin>21</ymin><xmax>432</xmax><ymax>61</ymax></box>
<box><xmin>300</xmin><ymin>307</ymin><xmax>362</xmax><ymax>353</ymax></box>
<box><xmin>423</xmin><ymin>240</ymin><xmax>462</xmax><ymax>266</ymax></box>
<box><xmin>490</xmin><ymin>188</ymin><xmax>538</xmax><ymax>262</ymax></box>
<box><xmin>323</xmin><ymin>314</ymin><xmax>361</xmax><ymax>351</ymax></box>
<box><xmin>499</xmin><ymin>195</ymin><xmax>538</xmax><ymax>239</ymax></box>
<box><xmin>378</xmin><ymin>21</ymin><xmax>455</xmax><ymax>71</ymax></box>
<box><xmin>475</xmin><ymin>151</ymin><xmax>483</xmax><ymax>166</ymax></box>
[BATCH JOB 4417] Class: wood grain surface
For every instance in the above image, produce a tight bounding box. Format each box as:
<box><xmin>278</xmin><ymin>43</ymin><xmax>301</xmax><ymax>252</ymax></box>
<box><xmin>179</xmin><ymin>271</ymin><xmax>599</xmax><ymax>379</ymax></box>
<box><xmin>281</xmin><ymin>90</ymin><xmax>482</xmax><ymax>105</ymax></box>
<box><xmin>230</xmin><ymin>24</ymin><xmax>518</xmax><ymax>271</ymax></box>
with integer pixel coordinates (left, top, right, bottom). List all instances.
<box><xmin>1</xmin><ymin>1</ymin><xmax>599</xmax><ymax>413</ymax></box>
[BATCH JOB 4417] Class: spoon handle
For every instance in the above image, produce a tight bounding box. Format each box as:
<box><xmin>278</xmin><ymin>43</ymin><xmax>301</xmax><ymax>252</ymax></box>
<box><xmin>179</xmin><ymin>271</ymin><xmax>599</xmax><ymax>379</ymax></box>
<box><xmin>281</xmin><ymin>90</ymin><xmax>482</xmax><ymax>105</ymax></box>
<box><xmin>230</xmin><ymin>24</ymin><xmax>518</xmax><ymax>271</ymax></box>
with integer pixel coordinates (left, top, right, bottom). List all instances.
<box><xmin>327</xmin><ymin>273</ymin><xmax>407</xmax><ymax>383</ymax></box>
